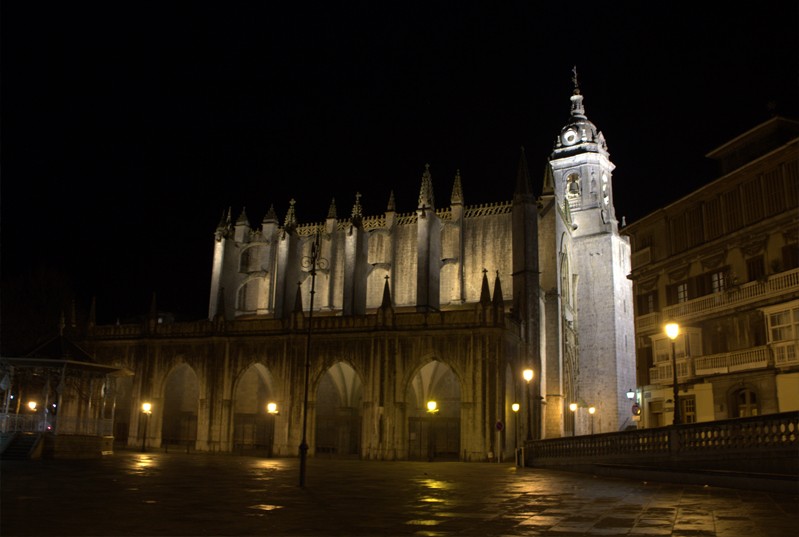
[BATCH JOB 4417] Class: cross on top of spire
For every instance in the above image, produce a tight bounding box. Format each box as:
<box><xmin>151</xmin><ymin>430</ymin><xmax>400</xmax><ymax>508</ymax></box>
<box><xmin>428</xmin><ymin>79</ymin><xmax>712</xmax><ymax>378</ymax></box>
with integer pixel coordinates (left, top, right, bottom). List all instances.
<box><xmin>571</xmin><ymin>65</ymin><xmax>580</xmax><ymax>95</ymax></box>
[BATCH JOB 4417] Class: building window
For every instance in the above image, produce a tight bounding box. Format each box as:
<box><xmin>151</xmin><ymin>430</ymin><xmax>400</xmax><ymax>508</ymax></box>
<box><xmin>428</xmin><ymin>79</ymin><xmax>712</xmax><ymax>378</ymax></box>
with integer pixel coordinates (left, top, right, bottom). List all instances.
<box><xmin>746</xmin><ymin>256</ymin><xmax>766</xmax><ymax>282</ymax></box>
<box><xmin>693</xmin><ymin>266</ymin><xmax>729</xmax><ymax>297</ymax></box>
<box><xmin>240</xmin><ymin>248</ymin><xmax>251</xmax><ymax>273</ymax></box>
<box><xmin>681</xmin><ymin>396</ymin><xmax>696</xmax><ymax>423</ymax></box>
<box><xmin>734</xmin><ymin>389</ymin><xmax>758</xmax><ymax>417</ymax></box>
<box><xmin>783</xmin><ymin>244</ymin><xmax>799</xmax><ymax>271</ymax></box>
<box><xmin>769</xmin><ymin>306</ymin><xmax>798</xmax><ymax>342</ymax></box>
<box><xmin>667</xmin><ymin>282</ymin><xmax>689</xmax><ymax>305</ymax></box>
<box><xmin>710</xmin><ymin>270</ymin><xmax>726</xmax><ymax>293</ymax></box>
<box><xmin>767</xmin><ymin>304</ymin><xmax>799</xmax><ymax>365</ymax></box>
<box><xmin>636</xmin><ymin>291</ymin><xmax>658</xmax><ymax>315</ymax></box>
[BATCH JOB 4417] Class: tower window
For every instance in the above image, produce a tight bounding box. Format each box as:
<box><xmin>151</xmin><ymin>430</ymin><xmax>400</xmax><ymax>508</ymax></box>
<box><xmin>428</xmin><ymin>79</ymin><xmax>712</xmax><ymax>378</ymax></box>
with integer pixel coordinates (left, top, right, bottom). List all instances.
<box><xmin>566</xmin><ymin>173</ymin><xmax>580</xmax><ymax>198</ymax></box>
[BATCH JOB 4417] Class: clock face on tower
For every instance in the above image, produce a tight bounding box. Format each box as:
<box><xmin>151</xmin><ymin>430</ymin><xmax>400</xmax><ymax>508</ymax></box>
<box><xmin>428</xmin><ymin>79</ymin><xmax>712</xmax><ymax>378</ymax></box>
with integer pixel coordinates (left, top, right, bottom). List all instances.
<box><xmin>562</xmin><ymin>128</ymin><xmax>578</xmax><ymax>146</ymax></box>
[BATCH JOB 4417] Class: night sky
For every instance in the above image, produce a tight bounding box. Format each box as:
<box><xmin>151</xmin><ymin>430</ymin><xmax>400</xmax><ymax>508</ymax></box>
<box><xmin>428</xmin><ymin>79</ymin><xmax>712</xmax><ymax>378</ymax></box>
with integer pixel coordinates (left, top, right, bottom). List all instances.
<box><xmin>2</xmin><ymin>2</ymin><xmax>797</xmax><ymax>328</ymax></box>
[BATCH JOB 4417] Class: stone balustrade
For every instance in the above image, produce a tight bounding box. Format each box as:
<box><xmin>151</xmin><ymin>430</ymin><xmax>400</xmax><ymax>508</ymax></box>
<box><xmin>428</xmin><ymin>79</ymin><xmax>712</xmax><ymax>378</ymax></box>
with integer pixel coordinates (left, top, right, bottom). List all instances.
<box><xmin>525</xmin><ymin>411</ymin><xmax>799</xmax><ymax>476</ymax></box>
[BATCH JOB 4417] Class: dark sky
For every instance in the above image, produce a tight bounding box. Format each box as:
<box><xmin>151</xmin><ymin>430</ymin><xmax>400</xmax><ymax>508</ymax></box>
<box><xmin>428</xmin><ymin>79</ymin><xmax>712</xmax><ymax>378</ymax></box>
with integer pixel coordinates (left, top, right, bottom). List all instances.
<box><xmin>2</xmin><ymin>2</ymin><xmax>798</xmax><ymax>324</ymax></box>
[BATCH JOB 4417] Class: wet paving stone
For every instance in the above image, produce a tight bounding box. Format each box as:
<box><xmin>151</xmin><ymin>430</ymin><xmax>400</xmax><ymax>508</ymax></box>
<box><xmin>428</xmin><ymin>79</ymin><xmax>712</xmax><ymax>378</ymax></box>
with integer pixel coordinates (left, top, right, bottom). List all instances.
<box><xmin>2</xmin><ymin>451</ymin><xmax>797</xmax><ymax>536</ymax></box>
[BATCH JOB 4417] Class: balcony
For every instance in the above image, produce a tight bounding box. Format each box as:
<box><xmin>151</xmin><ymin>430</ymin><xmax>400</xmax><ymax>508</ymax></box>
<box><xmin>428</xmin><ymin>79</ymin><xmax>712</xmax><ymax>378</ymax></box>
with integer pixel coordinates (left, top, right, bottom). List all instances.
<box><xmin>660</xmin><ymin>268</ymin><xmax>799</xmax><ymax>324</ymax></box>
<box><xmin>635</xmin><ymin>269</ymin><xmax>799</xmax><ymax>335</ymax></box>
<box><xmin>648</xmin><ymin>344</ymin><xmax>796</xmax><ymax>384</ymax></box>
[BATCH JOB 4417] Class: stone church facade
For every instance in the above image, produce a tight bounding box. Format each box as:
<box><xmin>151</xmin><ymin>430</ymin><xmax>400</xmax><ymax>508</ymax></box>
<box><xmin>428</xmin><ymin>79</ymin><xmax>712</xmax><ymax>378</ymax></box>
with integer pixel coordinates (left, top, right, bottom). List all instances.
<box><xmin>81</xmin><ymin>83</ymin><xmax>636</xmax><ymax>461</ymax></box>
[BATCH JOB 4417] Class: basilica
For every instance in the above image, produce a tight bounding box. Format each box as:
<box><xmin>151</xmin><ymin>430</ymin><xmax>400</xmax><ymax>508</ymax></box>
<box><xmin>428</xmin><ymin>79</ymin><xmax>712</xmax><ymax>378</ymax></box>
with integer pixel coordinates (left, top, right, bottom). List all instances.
<box><xmin>67</xmin><ymin>82</ymin><xmax>635</xmax><ymax>461</ymax></box>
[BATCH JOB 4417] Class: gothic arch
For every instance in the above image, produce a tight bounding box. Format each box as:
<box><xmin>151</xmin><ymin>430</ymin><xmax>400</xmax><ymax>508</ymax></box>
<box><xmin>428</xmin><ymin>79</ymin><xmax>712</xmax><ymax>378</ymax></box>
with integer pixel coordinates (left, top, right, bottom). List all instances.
<box><xmin>231</xmin><ymin>363</ymin><xmax>278</xmax><ymax>454</ymax></box>
<box><xmin>315</xmin><ymin>361</ymin><xmax>363</xmax><ymax>457</ymax></box>
<box><xmin>405</xmin><ymin>359</ymin><xmax>462</xmax><ymax>460</ymax></box>
<box><xmin>160</xmin><ymin>363</ymin><xmax>199</xmax><ymax>448</ymax></box>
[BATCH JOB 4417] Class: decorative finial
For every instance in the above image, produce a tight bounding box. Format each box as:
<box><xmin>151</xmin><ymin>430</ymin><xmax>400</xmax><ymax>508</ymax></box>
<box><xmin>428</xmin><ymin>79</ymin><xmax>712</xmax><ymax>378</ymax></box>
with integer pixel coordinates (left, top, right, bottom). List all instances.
<box><xmin>571</xmin><ymin>65</ymin><xmax>580</xmax><ymax>95</ymax></box>
<box><xmin>351</xmin><ymin>191</ymin><xmax>363</xmax><ymax>221</ymax></box>
<box><xmin>283</xmin><ymin>198</ymin><xmax>297</xmax><ymax>229</ymax></box>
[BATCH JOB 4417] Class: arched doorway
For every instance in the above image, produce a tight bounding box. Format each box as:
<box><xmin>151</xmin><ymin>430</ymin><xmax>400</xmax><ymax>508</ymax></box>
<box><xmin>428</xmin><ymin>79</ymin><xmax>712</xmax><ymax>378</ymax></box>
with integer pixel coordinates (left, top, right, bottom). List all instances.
<box><xmin>232</xmin><ymin>364</ymin><xmax>277</xmax><ymax>455</ymax></box>
<box><xmin>161</xmin><ymin>364</ymin><xmax>199</xmax><ymax>450</ymax></box>
<box><xmin>315</xmin><ymin>362</ymin><xmax>362</xmax><ymax>457</ymax></box>
<box><xmin>406</xmin><ymin>360</ymin><xmax>461</xmax><ymax>461</ymax></box>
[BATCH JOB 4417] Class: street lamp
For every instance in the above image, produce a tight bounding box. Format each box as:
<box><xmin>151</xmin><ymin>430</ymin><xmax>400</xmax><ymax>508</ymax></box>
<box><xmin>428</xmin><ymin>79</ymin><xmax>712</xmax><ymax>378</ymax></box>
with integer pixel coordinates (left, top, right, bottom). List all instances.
<box><xmin>522</xmin><ymin>369</ymin><xmax>534</xmax><ymax>440</ymax></box>
<box><xmin>300</xmin><ymin>227</ymin><xmax>327</xmax><ymax>487</ymax></box>
<box><xmin>569</xmin><ymin>402</ymin><xmax>578</xmax><ymax>437</ymax></box>
<box><xmin>511</xmin><ymin>402</ymin><xmax>520</xmax><ymax>451</ymax></box>
<box><xmin>588</xmin><ymin>406</ymin><xmax>596</xmax><ymax>435</ymax></box>
<box><xmin>267</xmin><ymin>402</ymin><xmax>279</xmax><ymax>415</ymax></box>
<box><xmin>665</xmin><ymin>322</ymin><xmax>681</xmax><ymax>425</ymax></box>
<box><xmin>141</xmin><ymin>402</ymin><xmax>152</xmax><ymax>453</ymax></box>
<box><xmin>426</xmin><ymin>400</ymin><xmax>438</xmax><ymax>461</ymax></box>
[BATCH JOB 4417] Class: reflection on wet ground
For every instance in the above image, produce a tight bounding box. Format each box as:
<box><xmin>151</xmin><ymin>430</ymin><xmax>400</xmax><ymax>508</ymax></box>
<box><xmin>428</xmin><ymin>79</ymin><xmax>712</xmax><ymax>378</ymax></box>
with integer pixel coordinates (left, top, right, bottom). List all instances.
<box><xmin>2</xmin><ymin>451</ymin><xmax>797</xmax><ymax>536</ymax></box>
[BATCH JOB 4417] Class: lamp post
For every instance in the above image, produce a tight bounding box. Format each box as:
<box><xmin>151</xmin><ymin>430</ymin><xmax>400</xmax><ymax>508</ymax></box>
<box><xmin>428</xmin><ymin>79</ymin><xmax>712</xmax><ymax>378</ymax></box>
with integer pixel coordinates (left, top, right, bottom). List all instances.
<box><xmin>569</xmin><ymin>402</ymin><xmax>577</xmax><ymax>436</ymax></box>
<box><xmin>511</xmin><ymin>402</ymin><xmax>520</xmax><ymax>466</ymax></box>
<box><xmin>426</xmin><ymin>400</ymin><xmax>438</xmax><ymax>461</ymax></box>
<box><xmin>511</xmin><ymin>403</ymin><xmax>520</xmax><ymax>451</ymax></box>
<box><xmin>665</xmin><ymin>322</ymin><xmax>681</xmax><ymax>425</ymax></box>
<box><xmin>267</xmin><ymin>402</ymin><xmax>279</xmax><ymax>458</ymax></box>
<box><xmin>300</xmin><ymin>228</ymin><xmax>327</xmax><ymax>487</ymax></box>
<box><xmin>141</xmin><ymin>402</ymin><xmax>152</xmax><ymax>453</ymax></box>
<box><xmin>522</xmin><ymin>369</ymin><xmax>534</xmax><ymax>440</ymax></box>
<box><xmin>588</xmin><ymin>406</ymin><xmax>595</xmax><ymax>435</ymax></box>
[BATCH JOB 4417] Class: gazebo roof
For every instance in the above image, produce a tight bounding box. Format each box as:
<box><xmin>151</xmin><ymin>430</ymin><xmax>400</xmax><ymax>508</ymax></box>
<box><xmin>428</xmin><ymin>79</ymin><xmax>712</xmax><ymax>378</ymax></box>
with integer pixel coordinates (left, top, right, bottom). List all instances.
<box><xmin>1</xmin><ymin>335</ymin><xmax>132</xmax><ymax>377</ymax></box>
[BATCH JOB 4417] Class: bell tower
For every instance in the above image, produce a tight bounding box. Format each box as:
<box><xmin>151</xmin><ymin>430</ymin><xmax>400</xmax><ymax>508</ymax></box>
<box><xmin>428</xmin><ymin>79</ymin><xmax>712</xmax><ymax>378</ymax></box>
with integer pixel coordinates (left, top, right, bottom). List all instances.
<box><xmin>545</xmin><ymin>67</ymin><xmax>636</xmax><ymax>434</ymax></box>
<box><xmin>549</xmin><ymin>66</ymin><xmax>617</xmax><ymax>236</ymax></box>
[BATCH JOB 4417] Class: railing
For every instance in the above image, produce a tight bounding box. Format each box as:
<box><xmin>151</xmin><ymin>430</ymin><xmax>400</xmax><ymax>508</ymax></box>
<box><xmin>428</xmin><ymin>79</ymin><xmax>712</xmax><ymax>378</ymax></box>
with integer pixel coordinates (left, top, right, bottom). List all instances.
<box><xmin>90</xmin><ymin>304</ymin><xmax>514</xmax><ymax>340</ymax></box>
<box><xmin>661</xmin><ymin>268</ymin><xmax>799</xmax><ymax>324</ymax></box>
<box><xmin>0</xmin><ymin>414</ymin><xmax>113</xmax><ymax>436</ymax></box>
<box><xmin>693</xmin><ymin>346</ymin><xmax>771</xmax><ymax>376</ymax></box>
<box><xmin>649</xmin><ymin>345</ymin><xmax>775</xmax><ymax>383</ymax></box>
<box><xmin>526</xmin><ymin>412</ymin><xmax>799</xmax><ymax>475</ymax></box>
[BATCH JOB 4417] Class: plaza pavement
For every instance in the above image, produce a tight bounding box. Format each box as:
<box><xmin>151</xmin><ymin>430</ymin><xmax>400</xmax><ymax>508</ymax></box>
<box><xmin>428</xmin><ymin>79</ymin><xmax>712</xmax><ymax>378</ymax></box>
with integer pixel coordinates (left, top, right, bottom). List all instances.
<box><xmin>1</xmin><ymin>449</ymin><xmax>797</xmax><ymax>536</ymax></box>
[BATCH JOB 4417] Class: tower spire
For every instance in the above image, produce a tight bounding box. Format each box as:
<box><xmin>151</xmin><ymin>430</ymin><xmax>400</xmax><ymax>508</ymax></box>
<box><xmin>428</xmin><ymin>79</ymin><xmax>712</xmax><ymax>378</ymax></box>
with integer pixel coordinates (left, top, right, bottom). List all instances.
<box><xmin>570</xmin><ymin>65</ymin><xmax>586</xmax><ymax>118</ymax></box>
<box><xmin>417</xmin><ymin>164</ymin><xmax>435</xmax><ymax>210</ymax></box>
<box><xmin>514</xmin><ymin>146</ymin><xmax>535</xmax><ymax>202</ymax></box>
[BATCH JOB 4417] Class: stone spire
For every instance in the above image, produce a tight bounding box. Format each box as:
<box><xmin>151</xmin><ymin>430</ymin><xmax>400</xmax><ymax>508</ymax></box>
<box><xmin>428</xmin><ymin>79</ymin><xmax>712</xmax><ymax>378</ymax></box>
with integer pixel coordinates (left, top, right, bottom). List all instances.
<box><xmin>215</xmin><ymin>207</ymin><xmax>233</xmax><ymax>240</ymax></box>
<box><xmin>417</xmin><ymin>163</ymin><xmax>435</xmax><ymax>210</ymax></box>
<box><xmin>450</xmin><ymin>169</ymin><xmax>463</xmax><ymax>205</ymax></box>
<box><xmin>236</xmin><ymin>207</ymin><xmax>249</xmax><ymax>226</ymax></box>
<box><xmin>380</xmin><ymin>275</ymin><xmax>393</xmax><ymax>309</ymax></box>
<box><xmin>514</xmin><ymin>147</ymin><xmax>535</xmax><ymax>202</ymax></box>
<box><xmin>479</xmin><ymin>268</ymin><xmax>491</xmax><ymax>306</ymax></box>
<box><xmin>351</xmin><ymin>192</ymin><xmax>363</xmax><ymax>226</ymax></box>
<box><xmin>327</xmin><ymin>198</ymin><xmax>338</xmax><ymax>219</ymax></box>
<box><xmin>262</xmin><ymin>204</ymin><xmax>278</xmax><ymax>224</ymax></box>
<box><xmin>386</xmin><ymin>190</ymin><xmax>396</xmax><ymax>212</ymax></box>
<box><xmin>492</xmin><ymin>271</ymin><xmax>503</xmax><ymax>309</ymax></box>
<box><xmin>283</xmin><ymin>199</ymin><xmax>297</xmax><ymax>230</ymax></box>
